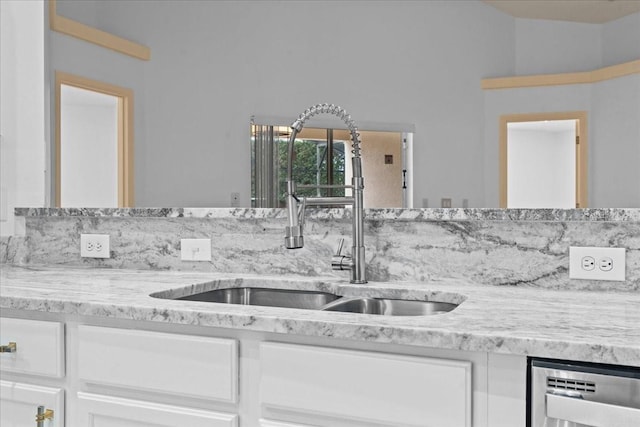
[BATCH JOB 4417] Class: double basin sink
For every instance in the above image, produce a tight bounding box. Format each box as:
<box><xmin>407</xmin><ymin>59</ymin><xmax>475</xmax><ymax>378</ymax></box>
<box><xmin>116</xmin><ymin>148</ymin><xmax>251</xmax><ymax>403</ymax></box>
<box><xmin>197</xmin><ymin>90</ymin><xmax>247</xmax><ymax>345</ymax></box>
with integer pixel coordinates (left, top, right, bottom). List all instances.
<box><xmin>161</xmin><ymin>287</ymin><xmax>459</xmax><ymax>316</ymax></box>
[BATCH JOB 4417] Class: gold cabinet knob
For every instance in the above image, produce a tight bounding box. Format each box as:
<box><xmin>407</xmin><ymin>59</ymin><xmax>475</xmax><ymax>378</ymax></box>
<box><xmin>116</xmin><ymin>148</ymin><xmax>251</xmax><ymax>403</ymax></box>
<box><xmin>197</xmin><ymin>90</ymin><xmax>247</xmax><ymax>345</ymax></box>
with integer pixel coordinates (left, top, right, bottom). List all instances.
<box><xmin>0</xmin><ymin>342</ymin><xmax>17</xmax><ymax>353</ymax></box>
<box><xmin>35</xmin><ymin>406</ymin><xmax>54</xmax><ymax>426</ymax></box>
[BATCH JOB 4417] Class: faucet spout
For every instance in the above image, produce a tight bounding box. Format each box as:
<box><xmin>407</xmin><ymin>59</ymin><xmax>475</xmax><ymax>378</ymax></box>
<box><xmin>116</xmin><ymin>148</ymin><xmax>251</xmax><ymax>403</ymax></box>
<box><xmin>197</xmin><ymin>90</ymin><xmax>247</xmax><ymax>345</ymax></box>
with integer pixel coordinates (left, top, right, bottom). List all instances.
<box><xmin>284</xmin><ymin>103</ymin><xmax>367</xmax><ymax>284</ymax></box>
<box><xmin>285</xmin><ymin>181</ymin><xmax>304</xmax><ymax>249</ymax></box>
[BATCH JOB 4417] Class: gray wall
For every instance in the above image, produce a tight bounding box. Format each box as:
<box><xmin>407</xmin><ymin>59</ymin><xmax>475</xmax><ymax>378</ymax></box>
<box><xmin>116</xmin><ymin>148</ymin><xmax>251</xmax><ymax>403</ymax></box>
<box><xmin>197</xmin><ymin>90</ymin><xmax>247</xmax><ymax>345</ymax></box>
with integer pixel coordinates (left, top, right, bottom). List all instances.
<box><xmin>49</xmin><ymin>1</ymin><xmax>639</xmax><ymax>208</ymax></box>
<box><xmin>590</xmin><ymin>74</ymin><xmax>640</xmax><ymax>207</ymax></box>
<box><xmin>602</xmin><ymin>12</ymin><xmax>640</xmax><ymax>66</ymax></box>
<box><xmin>514</xmin><ymin>18</ymin><xmax>602</xmax><ymax>74</ymax></box>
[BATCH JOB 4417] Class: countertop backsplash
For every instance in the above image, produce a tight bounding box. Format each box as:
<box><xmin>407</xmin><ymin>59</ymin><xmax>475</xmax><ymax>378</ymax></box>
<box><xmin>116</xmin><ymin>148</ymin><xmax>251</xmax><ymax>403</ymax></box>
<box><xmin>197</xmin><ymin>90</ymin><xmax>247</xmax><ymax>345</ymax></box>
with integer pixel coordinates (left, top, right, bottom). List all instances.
<box><xmin>2</xmin><ymin>207</ymin><xmax>639</xmax><ymax>291</ymax></box>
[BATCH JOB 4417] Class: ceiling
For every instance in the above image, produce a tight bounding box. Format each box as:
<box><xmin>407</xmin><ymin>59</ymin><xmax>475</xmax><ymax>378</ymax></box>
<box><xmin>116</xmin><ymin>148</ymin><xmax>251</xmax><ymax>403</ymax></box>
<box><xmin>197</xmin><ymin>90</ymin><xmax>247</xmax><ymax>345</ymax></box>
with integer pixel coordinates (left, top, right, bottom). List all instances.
<box><xmin>483</xmin><ymin>0</ymin><xmax>640</xmax><ymax>24</ymax></box>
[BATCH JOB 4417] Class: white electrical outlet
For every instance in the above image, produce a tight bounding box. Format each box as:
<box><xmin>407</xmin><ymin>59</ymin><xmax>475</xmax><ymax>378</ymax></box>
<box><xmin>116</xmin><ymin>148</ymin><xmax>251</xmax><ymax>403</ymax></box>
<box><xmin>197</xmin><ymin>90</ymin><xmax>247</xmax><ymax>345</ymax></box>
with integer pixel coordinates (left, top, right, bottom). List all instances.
<box><xmin>80</xmin><ymin>234</ymin><xmax>110</xmax><ymax>258</ymax></box>
<box><xmin>441</xmin><ymin>198</ymin><xmax>452</xmax><ymax>208</ymax></box>
<box><xmin>181</xmin><ymin>238</ymin><xmax>212</xmax><ymax>261</ymax></box>
<box><xmin>231</xmin><ymin>192</ymin><xmax>240</xmax><ymax>207</ymax></box>
<box><xmin>569</xmin><ymin>246</ymin><xmax>625</xmax><ymax>281</ymax></box>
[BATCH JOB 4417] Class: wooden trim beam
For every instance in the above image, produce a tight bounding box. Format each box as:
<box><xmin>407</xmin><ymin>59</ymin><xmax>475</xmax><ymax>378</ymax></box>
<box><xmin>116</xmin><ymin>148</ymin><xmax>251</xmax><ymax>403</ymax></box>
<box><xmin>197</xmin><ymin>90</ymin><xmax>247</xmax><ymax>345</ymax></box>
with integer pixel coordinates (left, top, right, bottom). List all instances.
<box><xmin>482</xmin><ymin>60</ymin><xmax>639</xmax><ymax>90</ymax></box>
<box><xmin>49</xmin><ymin>0</ymin><xmax>150</xmax><ymax>61</ymax></box>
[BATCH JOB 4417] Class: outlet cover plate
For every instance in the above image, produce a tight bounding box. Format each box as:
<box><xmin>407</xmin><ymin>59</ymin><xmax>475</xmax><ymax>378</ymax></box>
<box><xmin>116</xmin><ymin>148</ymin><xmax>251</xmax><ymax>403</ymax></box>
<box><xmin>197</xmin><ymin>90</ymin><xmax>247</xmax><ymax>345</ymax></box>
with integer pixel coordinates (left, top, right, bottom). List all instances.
<box><xmin>80</xmin><ymin>234</ymin><xmax>110</xmax><ymax>258</ymax></box>
<box><xmin>181</xmin><ymin>238</ymin><xmax>212</xmax><ymax>261</ymax></box>
<box><xmin>569</xmin><ymin>246</ymin><xmax>625</xmax><ymax>281</ymax></box>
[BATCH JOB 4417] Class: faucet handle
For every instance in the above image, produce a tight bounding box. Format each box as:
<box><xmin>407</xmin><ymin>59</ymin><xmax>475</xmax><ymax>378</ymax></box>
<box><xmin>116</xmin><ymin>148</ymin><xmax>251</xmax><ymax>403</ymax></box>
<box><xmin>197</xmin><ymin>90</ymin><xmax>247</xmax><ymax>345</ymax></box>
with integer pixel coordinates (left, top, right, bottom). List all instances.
<box><xmin>332</xmin><ymin>239</ymin><xmax>353</xmax><ymax>271</ymax></box>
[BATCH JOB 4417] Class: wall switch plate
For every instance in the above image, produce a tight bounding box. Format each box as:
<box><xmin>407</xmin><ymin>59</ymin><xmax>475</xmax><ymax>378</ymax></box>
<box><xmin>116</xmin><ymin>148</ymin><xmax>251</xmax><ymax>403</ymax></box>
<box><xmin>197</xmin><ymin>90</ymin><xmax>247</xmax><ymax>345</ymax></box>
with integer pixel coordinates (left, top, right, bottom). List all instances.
<box><xmin>181</xmin><ymin>238</ymin><xmax>211</xmax><ymax>261</ymax></box>
<box><xmin>80</xmin><ymin>234</ymin><xmax>110</xmax><ymax>258</ymax></box>
<box><xmin>569</xmin><ymin>246</ymin><xmax>625</xmax><ymax>281</ymax></box>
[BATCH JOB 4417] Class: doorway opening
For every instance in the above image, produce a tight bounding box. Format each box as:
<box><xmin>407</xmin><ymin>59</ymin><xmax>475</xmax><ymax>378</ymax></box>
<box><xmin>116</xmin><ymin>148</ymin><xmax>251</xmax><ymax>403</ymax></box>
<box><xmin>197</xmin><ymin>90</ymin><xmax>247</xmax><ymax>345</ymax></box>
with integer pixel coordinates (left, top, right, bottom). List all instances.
<box><xmin>55</xmin><ymin>72</ymin><xmax>134</xmax><ymax>207</ymax></box>
<box><xmin>499</xmin><ymin>112</ymin><xmax>587</xmax><ymax>208</ymax></box>
<box><xmin>251</xmin><ymin>125</ymin><xmax>411</xmax><ymax>208</ymax></box>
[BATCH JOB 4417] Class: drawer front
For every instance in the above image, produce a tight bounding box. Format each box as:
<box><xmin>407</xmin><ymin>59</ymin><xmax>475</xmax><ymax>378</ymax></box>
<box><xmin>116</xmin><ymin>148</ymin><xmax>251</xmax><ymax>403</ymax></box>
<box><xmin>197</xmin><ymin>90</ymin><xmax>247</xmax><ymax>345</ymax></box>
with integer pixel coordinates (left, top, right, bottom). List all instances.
<box><xmin>78</xmin><ymin>325</ymin><xmax>238</xmax><ymax>403</ymax></box>
<box><xmin>258</xmin><ymin>418</ymin><xmax>313</xmax><ymax>427</ymax></box>
<box><xmin>1</xmin><ymin>380</ymin><xmax>65</xmax><ymax>427</ymax></box>
<box><xmin>78</xmin><ymin>392</ymin><xmax>238</xmax><ymax>427</ymax></box>
<box><xmin>260</xmin><ymin>420</ymin><xmax>314</xmax><ymax>427</ymax></box>
<box><xmin>260</xmin><ymin>342</ymin><xmax>472</xmax><ymax>427</ymax></box>
<box><xmin>0</xmin><ymin>317</ymin><xmax>65</xmax><ymax>378</ymax></box>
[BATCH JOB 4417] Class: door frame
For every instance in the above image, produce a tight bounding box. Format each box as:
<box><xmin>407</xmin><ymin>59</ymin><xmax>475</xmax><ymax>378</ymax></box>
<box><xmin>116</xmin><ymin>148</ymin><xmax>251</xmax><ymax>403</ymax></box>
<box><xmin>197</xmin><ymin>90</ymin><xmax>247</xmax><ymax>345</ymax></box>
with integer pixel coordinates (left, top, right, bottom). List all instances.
<box><xmin>499</xmin><ymin>111</ymin><xmax>588</xmax><ymax>208</ymax></box>
<box><xmin>55</xmin><ymin>71</ymin><xmax>134</xmax><ymax>207</ymax></box>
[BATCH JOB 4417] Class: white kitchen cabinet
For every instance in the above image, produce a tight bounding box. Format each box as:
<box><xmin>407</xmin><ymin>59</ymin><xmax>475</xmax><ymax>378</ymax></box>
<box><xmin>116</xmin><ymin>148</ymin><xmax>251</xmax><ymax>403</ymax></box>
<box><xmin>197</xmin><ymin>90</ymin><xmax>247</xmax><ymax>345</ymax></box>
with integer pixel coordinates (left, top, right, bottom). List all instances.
<box><xmin>1</xmin><ymin>312</ymin><xmax>528</xmax><ymax>427</ymax></box>
<box><xmin>77</xmin><ymin>392</ymin><xmax>238</xmax><ymax>427</ymax></box>
<box><xmin>75</xmin><ymin>325</ymin><xmax>239</xmax><ymax>426</ymax></box>
<box><xmin>77</xmin><ymin>325</ymin><xmax>238</xmax><ymax>403</ymax></box>
<box><xmin>0</xmin><ymin>317</ymin><xmax>65</xmax><ymax>426</ymax></box>
<box><xmin>0</xmin><ymin>380</ymin><xmax>64</xmax><ymax>427</ymax></box>
<box><xmin>487</xmin><ymin>353</ymin><xmax>527</xmax><ymax>427</ymax></box>
<box><xmin>259</xmin><ymin>419</ymin><xmax>314</xmax><ymax>427</ymax></box>
<box><xmin>0</xmin><ymin>317</ymin><xmax>65</xmax><ymax>378</ymax></box>
<box><xmin>259</xmin><ymin>342</ymin><xmax>472</xmax><ymax>427</ymax></box>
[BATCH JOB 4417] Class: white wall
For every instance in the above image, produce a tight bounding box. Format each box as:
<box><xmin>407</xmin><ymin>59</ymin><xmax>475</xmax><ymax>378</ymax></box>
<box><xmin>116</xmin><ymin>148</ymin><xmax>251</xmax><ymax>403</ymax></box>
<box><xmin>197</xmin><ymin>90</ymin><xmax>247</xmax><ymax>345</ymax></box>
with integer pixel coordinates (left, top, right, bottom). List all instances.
<box><xmin>590</xmin><ymin>74</ymin><xmax>640</xmax><ymax>207</ymax></box>
<box><xmin>507</xmin><ymin>128</ymin><xmax>575</xmax><ymax>208</ymax></box>
<box><xmin>49</xmin><ymin>30</ymin><xmax>146</xmax><ymax>207</ymax></box>
<box><xmin>484</xmin><ymin>84</ymin><xmax>591</xmax><ymax>207</ymax></box>
<box><xmin>50</xmin><ymin>0</ymin><xmax>515</xmax><ymax>208</ymax></box>
<box><xmin>484</xmin><ymin>73</ymin><xmax>640</xmax><ymax>208</ymax></box>
<box><xmin>43</xmin><ymin>2</ymin><xmax>640</xmax><ymax>208</ymax></box>
<box><xmin>0</xmin><ymin>0</ymin><xmax>46</xmax><ymax>236</ymax></box>
<box><xmin>61</xmin><ymin>86</ymin><xmax>118</xmax><ymax>207</ymax></box>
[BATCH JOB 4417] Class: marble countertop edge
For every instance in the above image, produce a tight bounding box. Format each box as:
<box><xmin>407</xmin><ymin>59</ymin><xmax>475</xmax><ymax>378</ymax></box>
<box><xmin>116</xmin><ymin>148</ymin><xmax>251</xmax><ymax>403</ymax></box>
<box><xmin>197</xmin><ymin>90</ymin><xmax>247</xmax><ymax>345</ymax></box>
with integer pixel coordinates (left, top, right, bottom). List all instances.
<box><xmin>1</xmin><ymin>265</ymin><xmax>639</xmax><ymax>366</ymax></box>
<box><xmin>13</xmin><ymin>207</ymin><xmax>640</xmax><ymax>222</ymax></box>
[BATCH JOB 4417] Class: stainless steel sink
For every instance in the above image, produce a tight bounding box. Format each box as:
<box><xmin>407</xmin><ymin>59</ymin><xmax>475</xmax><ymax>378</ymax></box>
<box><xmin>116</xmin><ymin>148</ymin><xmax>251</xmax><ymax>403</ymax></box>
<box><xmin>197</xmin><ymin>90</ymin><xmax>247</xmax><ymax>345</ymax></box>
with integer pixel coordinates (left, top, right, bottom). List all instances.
<box><xmin>319</xmin><ymin>297</ymin><xmax>458</xmax><ymax>316</ymax></box>
<box><xmin>160</xmin><ymin>286</ymin><xmax>460</xmax><ymax>316</ymax></box>
<box><xmin>176</xmin><ymin>287</ymin><xmax>340</xmax><ymax>310</ymax></box>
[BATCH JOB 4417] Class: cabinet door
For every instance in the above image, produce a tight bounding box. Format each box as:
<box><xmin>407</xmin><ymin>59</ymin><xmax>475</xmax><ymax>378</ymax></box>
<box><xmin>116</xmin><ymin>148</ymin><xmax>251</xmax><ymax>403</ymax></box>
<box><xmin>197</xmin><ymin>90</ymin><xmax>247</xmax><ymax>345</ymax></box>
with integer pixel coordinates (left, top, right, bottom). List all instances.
<box><xmin>0</xmin><ymin>317</ymin><xmax>64</xmax><ymax>377</ymax></box>
<box><xmin>77</xmin><ymin>392</ymin><xmax>238</xmax><ymax>427</ymax></box>
<box><xmin>260</xmin><ymin>342</ymin><xmax>472</xmax><ymax>427</ymax></box>
<box><xmin>78</xmin><ymin>325</ymin><xmax>238</xmax><ymax>403</ymax></box>
<box><xmin>0</xmin><ymin>380</ymin><xmax>64</xmax><ymax>427</ymax></box>
<box><xmin>260</xmin><ymin>420</ymin><xmax>314</xmax><ymax>427</ymax></box>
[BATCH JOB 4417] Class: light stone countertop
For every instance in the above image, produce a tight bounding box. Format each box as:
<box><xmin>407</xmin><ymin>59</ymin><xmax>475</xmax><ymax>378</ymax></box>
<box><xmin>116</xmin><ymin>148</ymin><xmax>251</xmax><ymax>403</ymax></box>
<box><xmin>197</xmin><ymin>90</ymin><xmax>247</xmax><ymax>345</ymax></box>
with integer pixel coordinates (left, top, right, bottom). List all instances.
<box><xmin>1</xmin><ymin>265</ymin><xmax>638</xmax><ymax>366</ymax></box>
<box><xmin>14</xmin><ymin>207</ymin><xmax>640</xmax><ymax>221</ymax></box>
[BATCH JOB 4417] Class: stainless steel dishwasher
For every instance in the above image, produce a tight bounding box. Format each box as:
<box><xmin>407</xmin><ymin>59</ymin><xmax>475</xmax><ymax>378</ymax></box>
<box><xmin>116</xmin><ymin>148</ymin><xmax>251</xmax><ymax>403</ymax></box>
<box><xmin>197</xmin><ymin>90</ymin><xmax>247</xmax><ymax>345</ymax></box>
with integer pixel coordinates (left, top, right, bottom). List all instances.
<box><xmin>529</xmin><ymin>358</ymin><xmax>640</xmax><ymax>427</ymax></box>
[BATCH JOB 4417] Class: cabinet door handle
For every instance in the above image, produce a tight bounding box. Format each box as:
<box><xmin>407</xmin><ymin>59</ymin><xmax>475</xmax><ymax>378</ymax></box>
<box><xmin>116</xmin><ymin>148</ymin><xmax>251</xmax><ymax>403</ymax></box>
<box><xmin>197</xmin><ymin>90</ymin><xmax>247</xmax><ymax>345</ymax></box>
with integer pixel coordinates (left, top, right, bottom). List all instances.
<box><xmin>35</xmin><ymin>406</ymin><xmax>54</xmax><ymax>426</ymax></box>
<box><xmin>546</xmin><ymin>392</ymin><xmax>640</xmax><ymax>427</ymax></box>
<box><xmin>0</xmin><ymin>342</ymin><xmax>17</xmax><ymax>353</ymax></box>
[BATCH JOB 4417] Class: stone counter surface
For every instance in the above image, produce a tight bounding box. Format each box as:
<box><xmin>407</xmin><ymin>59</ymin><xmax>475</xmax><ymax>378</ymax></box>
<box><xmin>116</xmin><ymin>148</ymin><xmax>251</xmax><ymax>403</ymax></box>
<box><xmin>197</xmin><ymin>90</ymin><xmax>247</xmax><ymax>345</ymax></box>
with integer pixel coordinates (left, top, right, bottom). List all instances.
<box><xmin>1</xmin><ymin>265</ymin><xmax>638</xmax><ymax>366</ymax></box>
<box><xmin>13</xmin><ymin>207</ymin><xmax>640</xmax><ymax>221</ymax></box>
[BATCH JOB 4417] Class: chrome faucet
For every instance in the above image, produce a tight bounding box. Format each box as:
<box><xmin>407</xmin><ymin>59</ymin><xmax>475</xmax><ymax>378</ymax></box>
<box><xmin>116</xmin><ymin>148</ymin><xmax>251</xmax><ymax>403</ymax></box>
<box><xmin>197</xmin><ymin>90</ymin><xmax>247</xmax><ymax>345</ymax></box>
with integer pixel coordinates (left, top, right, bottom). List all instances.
<box><xmin>284</xmin><ymin>103</ymin><xmax>367</xmax><ymax>284</ymax></box>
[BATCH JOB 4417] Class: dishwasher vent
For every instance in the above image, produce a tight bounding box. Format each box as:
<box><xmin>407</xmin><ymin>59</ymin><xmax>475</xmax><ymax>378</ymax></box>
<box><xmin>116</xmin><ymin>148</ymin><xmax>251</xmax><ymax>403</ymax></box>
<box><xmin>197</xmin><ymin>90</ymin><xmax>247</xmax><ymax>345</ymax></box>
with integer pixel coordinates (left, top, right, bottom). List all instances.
<box><xmin>547</xmin><ymin>377</ymin><xmax>596</xmax><ymax>393</ymax></box>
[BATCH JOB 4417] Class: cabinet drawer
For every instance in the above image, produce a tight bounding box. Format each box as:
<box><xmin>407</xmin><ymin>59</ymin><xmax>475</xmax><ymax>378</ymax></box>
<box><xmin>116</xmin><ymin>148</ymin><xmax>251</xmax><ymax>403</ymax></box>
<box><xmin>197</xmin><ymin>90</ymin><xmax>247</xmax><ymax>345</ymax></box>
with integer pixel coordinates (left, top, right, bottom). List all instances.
<box><xmin>260</xmin><ymin>342</ymin><xmax>472</xmax><ymax>427</ymax></box>
<box><xmin>1</xmin><ymin>380</ymin><xmax>64</xmax><ymax>427</ymax></box>
<box><xmin>78</xmin><ymin>325</ymin><xmax>238</xmax><ymax>403</ymax></box>
<box><xmin>77</xmin><ymin>392</ymin><xmax>238</xmax><ymax>426</ymax></box>
<box><xmin>0</xmin><ymin>317</ymin><xmax>65</xmax><ymax>378</ymax></box>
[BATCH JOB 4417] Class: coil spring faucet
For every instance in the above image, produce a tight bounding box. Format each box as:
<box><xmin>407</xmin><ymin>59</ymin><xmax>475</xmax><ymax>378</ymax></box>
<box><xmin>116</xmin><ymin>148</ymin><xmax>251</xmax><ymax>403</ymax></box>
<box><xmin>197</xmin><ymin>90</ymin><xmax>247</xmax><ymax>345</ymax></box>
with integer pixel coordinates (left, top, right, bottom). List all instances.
<box><xmin>284</xmin><ymin>103</ymin><xmax>367</xmax><ymax>284</ymax></box>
